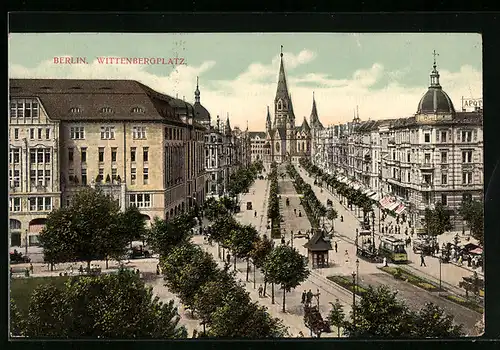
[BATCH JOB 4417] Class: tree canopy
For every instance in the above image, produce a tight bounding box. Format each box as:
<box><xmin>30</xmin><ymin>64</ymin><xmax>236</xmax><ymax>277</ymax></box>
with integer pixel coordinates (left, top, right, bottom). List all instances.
<box><xmin>459</xmin><ymin>200</ymin><xmax>484</xmax><ymax>245</ymax></box>
<box><xmin>147</xmin><ymin>217</ymin><xmax>193</xmax><ymax>257</ymax></box>
<box><xmin>39</xmin><ymin>187</ymin><xmax>128</xmax><ymax>268</ymax></box>
<box><xmin>424</xmin><ymin>202</ymin><xmax>452</xmax><ymax>236</ymax></box>
<box><xmin>17</xmin><ymin>270</ymin><xmax>187</xmax><ymax>338</ymax></box>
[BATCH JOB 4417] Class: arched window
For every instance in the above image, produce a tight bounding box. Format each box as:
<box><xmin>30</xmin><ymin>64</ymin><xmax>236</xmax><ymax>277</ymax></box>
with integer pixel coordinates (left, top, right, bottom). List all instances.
<box><xmin>10</xmin><ymin>219</ymin><xmax>21</xmax><ymax>230</ymax></box>
<box><xmin>276</xmin><ymin>142</ymin><xmax>280</xmax><ymax>153</ymax></box>
<box><xmin>277</xmin><ymin>100</ymin><xmax>282</xmax><ymax>111</ymax></box>
<box><xmin>100</xmin><ymin>107</ymin><xmax>113</xmax><ymax>113</ymax></box>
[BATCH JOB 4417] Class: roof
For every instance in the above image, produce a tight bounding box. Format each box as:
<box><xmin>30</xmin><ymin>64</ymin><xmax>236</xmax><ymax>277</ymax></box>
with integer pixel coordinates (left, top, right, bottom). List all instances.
<box><xmin>249</xmin><ymin>131</ymin><xmax>267</xmax><ymax>139</ymax></box>
<box><xmin>9</xmin><ymin>78</ymin><xmax>197</xmax><ymax>127</ymax></box>
<box><xmin>275</xmin><ymin>53</ymin><xmax>290</xmax><ymax>103</ymax></box>
<box><xmin>417</xmin><ymin>87</ymin><xmax>456</xmax><ymax>114</ymax></box>
<box><xmin>301</xmin><ymin>117</ymin><xmax>310</xmax><ymax>133</ymax></box>
<box><xmin>193</xmin><ymin>102</ymin><xmax>210</xmax><ymax>122</ymax></box>
<box><xmin>303</xmin><ymin>230</ymin><xmax>333</xmax><ymax>251</ymax></box>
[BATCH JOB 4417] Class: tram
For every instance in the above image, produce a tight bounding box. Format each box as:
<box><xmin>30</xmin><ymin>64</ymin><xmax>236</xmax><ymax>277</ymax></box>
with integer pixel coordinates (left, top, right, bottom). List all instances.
<box><xmin>378</xmin><ymin>235</ymin><xmax>408</xmax><ymax>263</ymax></box>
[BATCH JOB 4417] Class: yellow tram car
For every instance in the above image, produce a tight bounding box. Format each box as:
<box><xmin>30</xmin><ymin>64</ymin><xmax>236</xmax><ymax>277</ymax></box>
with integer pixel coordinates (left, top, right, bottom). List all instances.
<box><xmin>378</xmin><ymin>236</ymin><xmax>408</xmax><ymax>263</ymax></box>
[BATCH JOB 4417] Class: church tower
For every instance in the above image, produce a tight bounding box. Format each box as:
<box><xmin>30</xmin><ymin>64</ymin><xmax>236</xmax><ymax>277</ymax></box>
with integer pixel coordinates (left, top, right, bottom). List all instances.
<box><xmin>266</xmin><ymin>106</ymin><xmax>272</xmax><ymax>132</ymax></box>
<box><xmin>274</xmin><ymin>45</ymin><xmax>295</xmax><ymax>130</ymax></box>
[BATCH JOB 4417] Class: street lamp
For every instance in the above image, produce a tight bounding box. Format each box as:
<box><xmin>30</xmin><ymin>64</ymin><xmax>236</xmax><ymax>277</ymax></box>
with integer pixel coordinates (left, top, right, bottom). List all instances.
<box><xmin>438</xmin><ymin>256</ymin><xmax>442</xmax><ymax>295</ymax></box>
<box><xmin>25</xmin><ymin>229</ymin><xmax>28</xmax><ymax>256</ymax></box>
<box><xmin>352</xmin><ymin>271</ymin><xmax>357</xmax><ymax>328</ymax></box>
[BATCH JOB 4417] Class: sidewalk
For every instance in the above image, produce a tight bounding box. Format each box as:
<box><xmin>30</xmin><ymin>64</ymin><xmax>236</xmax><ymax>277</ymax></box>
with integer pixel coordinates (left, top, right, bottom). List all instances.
<box><xmin>298</xmin><ymin>166</ymin><xmax>482</xmax><ymax>290</ymax></box>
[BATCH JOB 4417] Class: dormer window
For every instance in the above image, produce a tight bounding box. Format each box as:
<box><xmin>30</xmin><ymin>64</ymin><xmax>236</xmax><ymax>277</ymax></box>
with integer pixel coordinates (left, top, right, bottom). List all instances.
<box><xmin>101</xmin><ymin>107</ymin><xmax>113</xmax><ymax>113</ymax></box>
<box><xmin>70</xmin><ymin>107</ymin><xmax>82</xmax><ymax>113</ymax></box>
<box><xmin>132</xmin><ymin>107</ymin><xmax>145</xmax><ymax>114</ymax></box>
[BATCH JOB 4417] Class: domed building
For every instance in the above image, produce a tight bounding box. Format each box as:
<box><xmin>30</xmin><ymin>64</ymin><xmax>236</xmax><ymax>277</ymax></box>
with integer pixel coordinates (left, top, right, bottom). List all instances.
<box><xmin>193</xmin><ymin>77</ymin><xmax>211</xmax><ymax>129</ymax></box>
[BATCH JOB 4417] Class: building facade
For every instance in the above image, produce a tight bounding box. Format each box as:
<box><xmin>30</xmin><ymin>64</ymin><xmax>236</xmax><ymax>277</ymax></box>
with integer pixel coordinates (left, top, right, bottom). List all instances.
<box><xmin>312</xmin><ymin>60</ymin><xmax>483</xmax><ymax>230</ymax></box>
<box><xmin>9</xmin><ymin>79</ymin><xmax>207</xmax><ymax>247</ymax></box>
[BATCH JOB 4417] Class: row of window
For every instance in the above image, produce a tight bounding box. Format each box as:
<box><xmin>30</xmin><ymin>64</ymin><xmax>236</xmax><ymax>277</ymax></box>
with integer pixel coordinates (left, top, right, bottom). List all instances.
<box><xmin>69</xmin><ymin>126</ymin><xmax>148</xmax><ymax>140</ymax></box>
<box><xmin>166</xmin><ymin>127</ymin><xmax>184</xmax><ymax>141</ymax></box>
<box><xmin>9</xmin><ymin>127</ymin><xmax>51</xmax><ymax>141</ymax></box>
<box><xmin>69</xmin><ymin>106</ymin><xmax>145</xmax><ymax>114</ymax></box>
<box><xmin>389</xmin><ymin>170</ymin><xmax>474</xmax><ymax>186</ymax></box>
<box><xmin>9</xmin><ymin>168</ymin><xmax>52</xmax><ymax>188</ymax></box>
<box><xmin>9</xmin><ymin>197</ymin><xmax>52</xmax><ymax>212</ymax></box>
<box><xmin>129</xmin><ymin>193</ymin><xmax>151</xmax><ymax>208</ymax></box>
<box><xmin>68</xmin><ymin>146</ymin><xmax>149</xmax><ymax>163</ymax></box>
<box><xmin>10</xmin><ymin>100</ymin><xmax>39</xmax><ymax>119</ymax></box>
<box><xmin>67</xmin><ymin>167</ymin><xmax>149</xmax><ymax>186</ymax></box>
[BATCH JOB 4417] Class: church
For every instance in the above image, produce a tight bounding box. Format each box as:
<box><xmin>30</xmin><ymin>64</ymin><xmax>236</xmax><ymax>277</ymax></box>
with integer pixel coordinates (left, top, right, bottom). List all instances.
<box><xmin>263</xmin><ymin>47</ymin><xmax>324</xmax><ymax>165</ymax></box>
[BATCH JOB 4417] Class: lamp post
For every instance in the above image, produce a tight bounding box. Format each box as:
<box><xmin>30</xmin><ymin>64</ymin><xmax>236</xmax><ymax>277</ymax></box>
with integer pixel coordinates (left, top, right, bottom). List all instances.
<box><xmin>355</xmin><ymin>228</ymin><xmax>359</xmax><ymax>254</ymax></box>
<box><xmin>356</xmin><ymin>258</ymin><xmax>360</xmax><ymax>286</ymax></box>
<box><xmin>291</xmin><ymin>231</ymin><xmax>294</xmax><ymax>248</ymax></box>
<box><xmin>25</xmin><ymin>229</ymin><xmax>28</xmax><ymax>256</ymax></box>
<box><xmin>352</xmin><ymin>271</ymin><xmax>357</xmax><ymax>328</ymax></box>
<box><xmin>439</xmin><ymin>256</ymin><xmax>442</xmax><ymax>295</ymax></box>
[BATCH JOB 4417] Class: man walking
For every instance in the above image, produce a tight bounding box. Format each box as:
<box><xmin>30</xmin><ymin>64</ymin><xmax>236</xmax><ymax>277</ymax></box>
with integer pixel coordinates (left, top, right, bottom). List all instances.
<box><xmin>258</xmin><ymin>285</ymin><xmax>263</xmax><ymax>297</ymax></box>
<box><xmin>334</xmin><ymin>241</ymin><xmax>338</xmax><ymax>253</ymax></box>
<box><xmin>420</xmin><ymin>253</ymin><xmax>426</xmax><ymax>267</ymax></box>
<box><xmin>306</xmin><ymin>289</ymin><xmax>313</xmax><ymax>306</ymax></box>
<box><xmin>254</xmin><ymin>210</ymin><xmax>257</xmax><ymax>218</ymax></box>
<box><xmin>301</xmin><ymin>290</ymin><xmax>307</xmax><ymax>304</ymax></box>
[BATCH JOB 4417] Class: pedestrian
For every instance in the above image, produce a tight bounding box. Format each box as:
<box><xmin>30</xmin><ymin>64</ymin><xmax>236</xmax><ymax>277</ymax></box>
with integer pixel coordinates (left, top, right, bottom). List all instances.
<box><xmin>467</xmin><ymin>255</ymin><xmax>472</xmax><ymax>267</ymax></box>
<box><xmin>258</xmin><ymin>285</ymin><xmax>263</xmax><ymax>297</ymax></box>
<box><xmin>156</xmin><ymin>264</ymin><xmax>161</xmax><ymax>275</ymax></box>
<box><xmin>345</xmin><ymin>249</ymin><xmax>349</xmax><ymax>263</ymax></box>
<box><xmin>383</xmin><ymin>257</ymin><xmax>388</xmax><ymax>267</ymax></box>
<box><xmin>420</xmin><ymin>254</ymin><xmax>426</xmax><ymax>267</ymax></box>
<box><xmin>79</xmin><ymin>264</ymin><xmax>83</xmax><ymax>274</ymax></box>
<box><xmin>340</xmin><ymin>215</ymin><xmax>344</xmax><ymax>222</ymax></box>
<box><xmin>294</xmin><ymin>208</ymin><xmax>297</xmax><ymax>216</ymax></box>
<box><xmin>254</xmin><ymin>210</ymin><xmax>257</xmax><ymax>218</ymax></box>
<box><xmin>281</xmin><ymin>236</ymin><xmax>285</xmax><ymax>245</ymax></box>
<box><xmin>306</xmin><ymin>289</ymin><xmax>313</xmax><ymax>305</ymax></box>
<box><xmin>226</xmin><ymin>253</ymin><xmax>231</xmax><ymax>263</ymax></box>
<box><xmin>10</xmin><ymin>267</ymin><xmax>13</xmax><ymax>278</ymax></box>
<box><xmin>29</xmin><ymin>263</ymin><xmax>34</xmax><ymax>274</ymax></box>
<box><xmin>301</xmin><ymin>290</ymin><xmax>306</xmax><ymax>304</ymax></box>
<box><xmin>136</xmin><ymin>269</ymin><xmax>140</xmax><ymax>275</ymax></box>
<box><xmin>335</xmin><ymin>241</ymin><xmax>338</xmax><ymax>253</ymax></box>
<box><xmin>405</xmin><ymin>227</ymin><xmax>408</xmax><ymax>235</ymax></box>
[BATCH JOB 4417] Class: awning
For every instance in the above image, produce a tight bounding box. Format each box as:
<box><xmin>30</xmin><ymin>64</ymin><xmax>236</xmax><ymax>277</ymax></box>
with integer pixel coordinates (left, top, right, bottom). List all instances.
<box><xmin>352</xmin><ymin>184</ymin><xmax>361</xmax><ymax>190</ymax></box>
<box><xmin>369</xmin><ymin>192</ymin><xmax>381</xmax><ymax>201</ymax></box>
<box><xmin>362</xmin><ymin>189</ymin><xmax>372</xmax><ymax>194</ymax></box>
<box><xmin>469</xmin><ymin>247</ymin><xmax>483</xmax><ymax>255</ymax></box>
<box><xmin>379</xmin><ymin>196</ymin><xmax>393</xmax><ymax>207</ymax></box>
<box><xmin>387</xmin><ymin>201</ymin><xmax>400</xmax><ymax>211</ymax></box>
<box><xmin>394</xmin><ymin>203</ymin><xmax>406</xmax><ymax>215</ymax></box>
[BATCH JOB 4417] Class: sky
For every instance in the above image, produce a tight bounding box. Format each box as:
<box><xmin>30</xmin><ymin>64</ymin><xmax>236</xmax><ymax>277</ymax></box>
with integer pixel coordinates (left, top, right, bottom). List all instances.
<box><xmin>9</xmin><ymin>33</ymin><xmax>482</xmax><ymax>131</ymax></box>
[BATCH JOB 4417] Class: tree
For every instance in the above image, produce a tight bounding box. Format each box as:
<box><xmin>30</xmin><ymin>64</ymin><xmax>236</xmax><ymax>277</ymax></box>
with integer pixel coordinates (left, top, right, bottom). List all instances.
<box><xmin>342</xmin><ymin>286</ymin><xmax>464</xmax><ymax>338</ymax></box>
<box><xmin>327</xmin><ymin>299</ymin><xmax>345</xmax><ymax>337</ymax></box>
<box><xmin>21</xmin><ymin>269</ymin><xmax>187</xmax><ymax>338</ymax></box>
<box><xmin>39</xmin><ymin>187</ymin><xmax>125</xmax><ymax>270</ymax></box>
<box><xmin>161</xmin><ymin>243</ymin><xmax>219</xmax><ymax>315</ymax></box>
<box><xmin>147</xmin><ymin>217</ymin><xmax>192</xmax><ymax>257</ymax></box>
<box><xmin>424</xmin><ymin>202</ymin><xmax>452</xmax><ymax>236</ymax></box>
<box><xmin>10</xmin><ymin>298</ymin><xmax>24</xmax><ymax>337</ymax></box>
<box><xmin>203</xmin><ymin>197</ymin><xmax>226</xmax><ymax>221</ymax></box>
<box><xmin>304</xmin><ymin>305</ymin><xmax>330</xmax><ymax>337</ymax></box>
<box><xmin>264</xmin><ymin>245</ymin><xmax>310</xmax><ymax>312</ymax></box>
<box><xmin>120</xmin><ymin>205</ymin><xmax>148</xmax><ymax>244</ymax></box>
<box><xmin>459</xmin><ymin>200</ymin><xmax>484</xmax><ymax>245</ymax></box>
<box><xmin>412</xmin><ymin>303</ymin><xmax>463</xmax><ymax>338</ymax></box>
<box><xmin>249</xmin><ymin>235</ymin><xmax>273</xmax><ymax>291</ymax></box>
<box><xmin>228</xmin><ymin>224</ymin><xmax>258</xmax><ymax>276</ymax></box>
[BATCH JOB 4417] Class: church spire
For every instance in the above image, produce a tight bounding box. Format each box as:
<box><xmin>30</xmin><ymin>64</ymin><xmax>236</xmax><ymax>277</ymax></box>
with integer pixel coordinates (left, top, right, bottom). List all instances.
<box><xmin>275</xmin><ymin>45</ymin><xmax>290</xmax><ymax>102</ymax></box>
<box><xmin>225</xmin><ymin>113</ymin><xmax>231</xmax><ymax>135</ymax></box>
<box><xmin>266</xmin><ymin>106</ymin><xmax>272</xmax><ymax>131</ymax></box>
<box><xmin>429</xmin><ymin>49</ymin><xmax>441</xmax><ymax>88</ymax></box>
<box><xmin>194</xmin><ymin>76</ymin><xmax>200</xmax><ymax>103</ymax></box>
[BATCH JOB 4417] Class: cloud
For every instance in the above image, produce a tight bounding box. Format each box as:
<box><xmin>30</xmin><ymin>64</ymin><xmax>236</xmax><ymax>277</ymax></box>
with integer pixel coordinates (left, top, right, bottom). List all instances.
<box><xmin>9</xmin><ymin>51</ymin><xmax>482</xmax><ymax>131</ymax></box>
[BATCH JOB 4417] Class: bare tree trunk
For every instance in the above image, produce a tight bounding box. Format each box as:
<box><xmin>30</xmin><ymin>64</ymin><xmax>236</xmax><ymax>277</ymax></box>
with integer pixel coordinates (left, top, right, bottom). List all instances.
<box><xmin>253</xmin><ymin>262</ymin><xmax>256</xmax><ymax>289</ymax></box>
<box><xmin>271</xmin><ymin>282</ymin><xmax>275</xmax><ymax>304</ymax></box>
<box><xmin>233</xmin><ymin>254</ymin><xmax>237</xmax><ymax>271</ymax></box>
<box><xmin>282</xmin><ymin>288</ymin><xmax>286</xmax><ymax>312</ymax></box>
<box><xmin>263</xmin><ymin>274</ymin><xmax>267</xmax><ymax>296</ymax></box>
<box><xmin>105</xmin><ymin>257</ymin><xmax>109</xmax><ymax>269</ymax></box>
<box><xmin>246</xmin><ymin>259</ymin><xmax>250</xmax><ymax>281</ymax></box>
<box><xmin>337</xmin><ymin>326</ymin><xmax>341</xmax><ymax>338</ymax></box>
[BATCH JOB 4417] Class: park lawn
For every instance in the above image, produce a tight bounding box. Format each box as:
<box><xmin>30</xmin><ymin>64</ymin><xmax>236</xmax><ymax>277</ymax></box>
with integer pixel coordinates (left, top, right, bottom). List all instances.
<box><xmin>10</xmin><ymin>276</ymin><xmax>71</xmax><ymax>318</ymax></box>
<box><xmin>327</xmin><ymin>275</ymin><xmax>368</xmax><ymax>296</ymax></box>
<box><xmin>379</xmin><ymin>266</ymin><xmax>441</xmax><ymax>292</ymax></box>
<box><xmin>442</xmin><ymin>294</ymin><xmax>484</xmax><ymax>314</ymax></box>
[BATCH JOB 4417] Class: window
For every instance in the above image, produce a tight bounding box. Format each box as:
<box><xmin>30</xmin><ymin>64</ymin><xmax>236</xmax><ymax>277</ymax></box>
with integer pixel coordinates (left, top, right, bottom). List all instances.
<box><xmin>70</xmin><ymin>126</ymin><xmax>85</xmax><ymax>139</ymax></box>
<box><xmin>111</xmin><ymin>148</ymin><xmax>117</xmax><ymax>162</ymax></box>
<box><xmin>132</xmin><ymin>107</ymin><xmax>144</xmax><ymax>113</ymax></box>
<box><xmin>44</xmin><ymin>197</ymin><xmax>52</xmax><ymax>211</ymax></box>
<box><xmin>131</xmin><ymin>168</ymin><xmax>136</xmax><ymax>185</ymax></box>
<box><xmin>129</xmin><ymin>193</ymin><xmax>151</xmax><ymax>208</ymax></box>
<box><xmin>407</xmin><ymin>172</ymin><xmax>410</xmax><ymax>183</ymax></box>
<box><xmin>461</xmin><ymin>130</ymin><xmax>472</xmax><ymax>143</ymax></box>
<box><xmin>70</xmin><ymin>107</ymin><xmax>81</xmax><ymax>113</ymax></box>
<box><xmin>143</xmin><ymin>147</ymin><xmax>149</xmax><ymax>162</ymax></box>
<box><xmin>98</xmin><ymin>168</ymin><xmax>104</xmax><ymax>182</ymax></box>
<box><xmin>14</xmin><ymin>128</ymin><xmax>19</xmax><ymax>140</ymax></box>
<box><xmin>423</xmin><ymin>153</ymin><xmax>431</xmax><ymax>164</ymax></box>
<box><xmin>442</xmin><ymin>174</ymin><xmax>448</xmax><ymax>185</ymax></box>
<box><xmin>462</xmin><ymin>150</ymin><xmax>472</xmax><ymax>163</ymax></box>
<box><xmin>143</xmin><ymin>168</ymin><xmax>149</xmax><ymax>184</ymax></box>
<box><xmin>100</xmin><ymin>126</ymin><xmax>115</xmax><ymax>140</ymax></box>
<box><xmin>28</xmin><ymin>197</ymin><xmax>50</xmax><ymax>211</ymax></box>
<box><xmin>131</xmin><ymin>147</ymin><xmax>136</xmax><ymax>162</ymax></box>
<box><xmin>133</xmin><ymin>126</ymin><xmax>147</xmax><ymax>139</ymax></box>
<box><xmin>462</xmin><ymin>193</ymin><xmax>472</xmax><ymax>202</ymax></box>
<box><xmin>44</xmin><ymin>149</ymin><xmax>50</xmax><ymax>163</ymax></box>
<box><xmin>29</xmin><ymin>128</ymin><xmax>35</xmax><ymax>140</ymax></box>
<box><xmin>9</xmin><ymin>169</ymin><xmax>20</xmax><ymax>188</ymax></box>
<box><xmin>440</xmin><ymin>131</ymin><xmax>447</xmax><ymax>143</ymax></box>
<box><xmin>441</xmin><ymin>151</ymin><xmax>447</xmax><ymax>163</ymax></box>
<box><xmin>10</xmin><ymin>148</ymin><xmax>20</xmax><ymax>164</ymax></box>
<box><xmin>424</xmin><ymin>133</ymin><xmax>430</xmax><ymax>143</ymax></box>
<box><xmin>45</xmin><ymin>128</ymin><xmax>50</xmax><ymax>140</ymax></box>
<box><xmin>462</xmin><ymin>172</ymin><xmax>473</xmax><ymax>184</ymax></box>
<box><xmin>37</xmin><ymin>128</ymin><xmax>42</xmax><ymax>140</ymax></box>
<box><xmin>81</xmin><ymin>169</ymin><xmax>87</xmax><ymax>185</ymax></box>
<box><xmin>68</xmin><ymin>148</ymin><xmax>74</xmax><ymax>162</ymax></box>
<box><xmin>37</xmin><ymin>149</ymin><xmax>44</xmax><ymax>163</ymax></box>
<box><xmin>81</xmin><ymin>147</ymin><xmax>87</xmax><ymax>162</ymax></box>
<box><xmin>101</xmin><ymin>107</ymin><xmax>113</xmax><ymax>113</ymax></box>
<box><xmin>98</xmin><ymin>148</ymin><xmax>105</xmax><ymax>162</ymax></box>
<box><xmin>10</xmin><ymin>100</ymin><xmax>39</xmax><ymax>119</ymax></box>
<box><xmin>423</xmin><ymin>174</ymin><xmax>432</xmax><ymax>185</ymax></box>
<box><xmin>407</xmin><ymin>153</ymin><xmax>410</xmax><ymax>162</ymax></box>
<box><xmin>45</xmin><ymin>169</ymin><xmax>51</xmax><ymax>186</ymax></box>
<box><xmin>112</xmin><ymin>168</ymin><xmax>117</xmax><ymax>181</ymax></box>
<box><xmin>10</xmin><ymin>198</ymin><xmax>21</xmax><ymax>212</ymax></box>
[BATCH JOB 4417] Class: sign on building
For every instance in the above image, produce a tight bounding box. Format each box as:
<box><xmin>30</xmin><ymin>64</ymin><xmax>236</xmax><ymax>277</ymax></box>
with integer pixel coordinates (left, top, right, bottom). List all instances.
<box><xmin>461</xmin><ymin>97</ymin><xmax>483</xmax><ymax>111</ymax></box>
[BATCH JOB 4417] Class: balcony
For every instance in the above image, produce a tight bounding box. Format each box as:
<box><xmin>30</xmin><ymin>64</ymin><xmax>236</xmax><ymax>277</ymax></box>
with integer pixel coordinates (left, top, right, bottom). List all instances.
<box><xmin>419</xmin><ymin>162</ymin><xmax>435</xmax><ymax>170</ymax></box>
